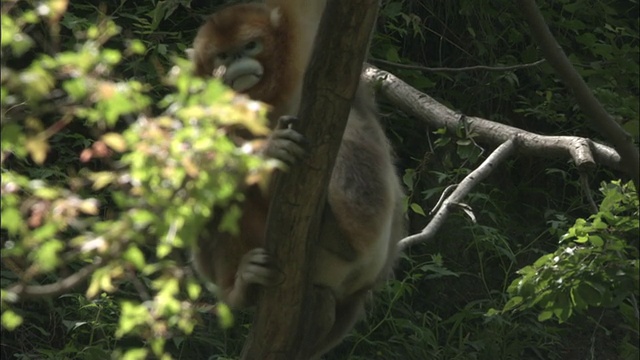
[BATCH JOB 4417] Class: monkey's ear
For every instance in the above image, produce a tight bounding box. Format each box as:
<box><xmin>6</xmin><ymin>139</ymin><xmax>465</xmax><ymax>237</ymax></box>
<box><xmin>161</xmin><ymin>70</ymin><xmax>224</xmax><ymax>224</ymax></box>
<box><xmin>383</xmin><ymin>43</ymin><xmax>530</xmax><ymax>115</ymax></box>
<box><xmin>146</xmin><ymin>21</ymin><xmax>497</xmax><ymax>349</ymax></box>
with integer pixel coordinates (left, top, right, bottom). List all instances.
<box><xmin>185</xmin><ymin>48</ymin><xmax>196</xmax><ymax>61</ymax></box>
<box><xmin>269</xmin><ymin>7</ymin><xmax>282</xmax><ymax>26</ymax></box>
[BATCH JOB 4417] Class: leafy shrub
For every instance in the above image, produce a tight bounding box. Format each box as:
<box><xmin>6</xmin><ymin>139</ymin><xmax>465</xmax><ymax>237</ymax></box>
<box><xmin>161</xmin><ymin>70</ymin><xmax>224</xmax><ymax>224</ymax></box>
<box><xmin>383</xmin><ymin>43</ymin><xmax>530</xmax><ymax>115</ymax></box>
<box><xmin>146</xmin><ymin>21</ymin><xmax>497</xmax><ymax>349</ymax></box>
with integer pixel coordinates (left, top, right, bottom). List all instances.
<box><xmin>497</xmin><ymin>180</ymin><xmax>639</xmax><ymax>355</ymax></box>
<box><xmin>1</xmin><ymin>2</ymin><xmax>273</xmax><ymax>358</ymax></box>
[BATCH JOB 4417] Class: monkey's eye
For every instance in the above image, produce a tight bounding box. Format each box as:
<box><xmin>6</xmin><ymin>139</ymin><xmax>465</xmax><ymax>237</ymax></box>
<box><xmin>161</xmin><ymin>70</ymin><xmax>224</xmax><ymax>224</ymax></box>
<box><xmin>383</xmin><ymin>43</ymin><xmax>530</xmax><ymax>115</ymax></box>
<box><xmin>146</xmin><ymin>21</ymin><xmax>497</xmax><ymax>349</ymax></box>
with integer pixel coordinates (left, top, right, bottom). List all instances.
<box><xmin>245</xmin><ymin>41</ymin><xmax>257</xmax><ymax>50</ymax></box>
<box><xmin>243</xmin><ymin>40</ymin><xmax>263</xmax><ymax>56</ymax></box>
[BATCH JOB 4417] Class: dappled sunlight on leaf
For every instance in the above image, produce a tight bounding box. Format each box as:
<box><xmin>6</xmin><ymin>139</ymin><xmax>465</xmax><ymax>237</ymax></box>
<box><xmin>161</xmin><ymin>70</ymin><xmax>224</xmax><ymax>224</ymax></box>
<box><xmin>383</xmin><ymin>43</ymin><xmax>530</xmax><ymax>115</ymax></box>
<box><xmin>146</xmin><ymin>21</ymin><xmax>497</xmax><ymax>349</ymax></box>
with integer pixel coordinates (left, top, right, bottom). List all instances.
<box><xmin>500</xmin><ymin>181</ymin><xmax>639</xmax><ymax>323</ymax></box>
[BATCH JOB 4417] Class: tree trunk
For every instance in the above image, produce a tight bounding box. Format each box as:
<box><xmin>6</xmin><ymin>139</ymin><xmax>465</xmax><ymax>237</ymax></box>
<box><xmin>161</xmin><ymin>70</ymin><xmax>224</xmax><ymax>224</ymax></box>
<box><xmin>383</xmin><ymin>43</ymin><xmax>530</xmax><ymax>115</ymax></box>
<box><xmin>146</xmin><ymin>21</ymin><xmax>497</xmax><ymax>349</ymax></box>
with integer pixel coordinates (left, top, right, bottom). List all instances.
<box><xmin>240</xmin><ymin>1</ymin><xmax>379</xmax><ymax>359</ymax></box>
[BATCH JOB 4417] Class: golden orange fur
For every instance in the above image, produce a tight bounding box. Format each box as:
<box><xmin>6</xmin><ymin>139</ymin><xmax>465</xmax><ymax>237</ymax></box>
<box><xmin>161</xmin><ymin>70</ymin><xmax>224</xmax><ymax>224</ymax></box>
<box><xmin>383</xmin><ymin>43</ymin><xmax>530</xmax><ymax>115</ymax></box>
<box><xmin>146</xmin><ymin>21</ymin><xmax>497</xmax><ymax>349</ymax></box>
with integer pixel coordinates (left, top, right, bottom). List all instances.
<box><xmin>191</xmin><ymin>1</ymin><xmax>405</xmax><ymax>358</ymax></box>
<box><xmin>193</xmin><ymin>3</ymin><xmax>304</xmax><ymax>120</ymax></box>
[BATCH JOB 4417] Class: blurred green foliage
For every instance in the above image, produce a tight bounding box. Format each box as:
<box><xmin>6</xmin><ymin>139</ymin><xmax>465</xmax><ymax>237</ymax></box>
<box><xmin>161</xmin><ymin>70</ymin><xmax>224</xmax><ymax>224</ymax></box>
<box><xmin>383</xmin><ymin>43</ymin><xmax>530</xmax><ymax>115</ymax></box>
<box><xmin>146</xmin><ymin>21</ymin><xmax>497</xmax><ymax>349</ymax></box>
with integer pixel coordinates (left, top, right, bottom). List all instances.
<box><xmin>1</xmin><ymin>0</ymin><xmax>272</xmax><ymax>358</ymax></box>
<box><xmin>1</xmin><ymin>0</ymin><xmax>638</xmax><ymax>359</ymax></box>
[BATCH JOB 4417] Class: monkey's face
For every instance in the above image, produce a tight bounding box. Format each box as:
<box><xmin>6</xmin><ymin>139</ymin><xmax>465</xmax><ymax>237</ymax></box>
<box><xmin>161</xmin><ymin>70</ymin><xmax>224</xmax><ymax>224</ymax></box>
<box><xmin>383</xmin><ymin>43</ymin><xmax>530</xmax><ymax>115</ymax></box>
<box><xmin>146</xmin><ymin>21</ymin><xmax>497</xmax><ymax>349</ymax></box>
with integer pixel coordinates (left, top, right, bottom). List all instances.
<box><xmin>193</xmin><ymin>4</ymin><xmax>285</xmax><ymax>101</ymax></box>
<box><xmin>211</xmin><ymin>39</ymin><xmax>265</xmax><ymax>92</ymax></box>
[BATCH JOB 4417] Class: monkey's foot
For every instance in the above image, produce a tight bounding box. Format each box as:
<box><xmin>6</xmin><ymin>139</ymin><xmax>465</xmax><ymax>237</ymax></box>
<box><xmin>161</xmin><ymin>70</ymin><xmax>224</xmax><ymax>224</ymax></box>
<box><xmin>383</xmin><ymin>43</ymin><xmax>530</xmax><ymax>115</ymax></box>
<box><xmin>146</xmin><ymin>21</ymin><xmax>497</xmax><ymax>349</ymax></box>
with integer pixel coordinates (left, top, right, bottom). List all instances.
<box><xmin>224</xmin><ymin>248</ymin><xmax>281</xmax><ymax>308</ymax></box>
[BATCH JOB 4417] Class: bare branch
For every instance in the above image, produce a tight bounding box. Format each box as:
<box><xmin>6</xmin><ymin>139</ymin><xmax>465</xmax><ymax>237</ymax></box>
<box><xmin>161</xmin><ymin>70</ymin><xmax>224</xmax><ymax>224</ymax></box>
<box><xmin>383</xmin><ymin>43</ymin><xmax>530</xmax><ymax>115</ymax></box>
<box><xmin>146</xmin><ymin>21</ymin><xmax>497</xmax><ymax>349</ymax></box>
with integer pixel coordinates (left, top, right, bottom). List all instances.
<box><xmin>579</xmin><ymin>172</ymin><xmax>599</xmax><ymax>214</ymax></box>
<box><xmin>371</xmin><ymin>58</ymin><xmax>546</xmax><ymax>73</ymax></box>
<box><xmin>363</xmin><ymin>65</ymin><xmax>622</xmax><ymax>172</ymax></box>
<box><xmin>399</xmin><ymin>138</ymin><xmax>518</xmax><ymax>249</ymax></box>
<box><xmin>518</xmin><ymin>0</ymin><xmax>639</xmax><ymax>190</ymax></box>
<box><xmin>6</xmin><ymin>257</ymin><xmax>105</xmax><ymax>300</ymax></box>
<box><xmin>365</xmin><ymin>64</ymin><xmax>629</xmax><ymax>248</ymax></box>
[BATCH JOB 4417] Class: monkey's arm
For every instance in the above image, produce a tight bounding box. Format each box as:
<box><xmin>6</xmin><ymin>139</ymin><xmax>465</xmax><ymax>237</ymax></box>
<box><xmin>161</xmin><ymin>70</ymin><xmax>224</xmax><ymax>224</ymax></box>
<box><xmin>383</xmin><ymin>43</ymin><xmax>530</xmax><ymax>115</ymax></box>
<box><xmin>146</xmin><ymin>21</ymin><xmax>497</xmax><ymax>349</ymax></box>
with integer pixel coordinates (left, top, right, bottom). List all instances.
<box><xmin>195</xmin><ymin>117</ymin><xmax>308</xmax><ymax>308</ymax></box>
<box><xmin>196</xmin><ymin>205</ymin><xmax>280</xmax><ymax>309</ymax></box>
<box><xmin>223</xmin><ymin>248</ymin><xmax>278</xmax><ymax>308</ymax></box>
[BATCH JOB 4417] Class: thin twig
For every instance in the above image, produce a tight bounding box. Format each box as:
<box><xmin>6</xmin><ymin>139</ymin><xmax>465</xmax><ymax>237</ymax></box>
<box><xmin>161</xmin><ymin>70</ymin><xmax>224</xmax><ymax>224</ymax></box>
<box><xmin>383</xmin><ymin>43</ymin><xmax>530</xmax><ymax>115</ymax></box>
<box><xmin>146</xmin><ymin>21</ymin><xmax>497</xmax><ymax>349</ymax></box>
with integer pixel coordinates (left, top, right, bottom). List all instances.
<box><xmin>370</xmin><ymin>58</ymin><xmax>546</xmax><ymax>72</ymax></box>
<box><xmin>6</xmin><ymin>257</ymin><xmax>106</xmax><ymax>300</ymax></box>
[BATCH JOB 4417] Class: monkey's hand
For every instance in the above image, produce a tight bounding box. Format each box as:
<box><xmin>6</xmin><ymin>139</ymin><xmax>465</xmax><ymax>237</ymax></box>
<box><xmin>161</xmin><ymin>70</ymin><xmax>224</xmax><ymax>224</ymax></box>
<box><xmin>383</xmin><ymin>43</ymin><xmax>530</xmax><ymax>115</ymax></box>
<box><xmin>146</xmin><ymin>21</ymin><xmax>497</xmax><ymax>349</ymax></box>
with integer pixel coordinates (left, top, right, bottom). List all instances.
<box><xmin>263</xmin><ymin>116</ymin><xmax>307</xmax><ymax>166</ymax></box>
<box><xmin>226</xmin><ymin>248</ymin><xmax>280</xmax><ymax>307</ymax></box>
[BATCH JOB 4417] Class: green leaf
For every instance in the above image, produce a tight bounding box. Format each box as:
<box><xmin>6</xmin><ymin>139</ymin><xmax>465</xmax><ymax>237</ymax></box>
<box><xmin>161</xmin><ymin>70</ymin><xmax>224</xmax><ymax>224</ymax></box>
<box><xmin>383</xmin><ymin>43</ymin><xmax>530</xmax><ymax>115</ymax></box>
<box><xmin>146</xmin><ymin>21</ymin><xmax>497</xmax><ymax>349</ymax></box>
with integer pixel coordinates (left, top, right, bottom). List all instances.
<box><xmin>402</xmin><ymin>169</ymin><xmax>414</xmax><ymax>189</ymax></box>
<box><xmin>31</xmin><ymin>222</ymin><xmax>58</xmax><ymax>241</ymax></box>
<box><xmin>1</xmin><ymin>310</ymin><xmax>24</xmax><ymax>330</ymax></box>
<box><xmin>574</xmin><ymin>235</ymin><xmax>589</xmax><ymax>244</ymax></box>
<box><xmin>410</xmin><ymin>203</ymin><xmax>426</xmax><ymax>216</ymax></box>
<box><xmin>126</xmin><ymin>39</ymin><xmax>146</xmax><ymax>55</ymax></box>
<box><xmin>570</xmin><ymin>287</ymin><xmax>588</xmax><ymax>311</ymax></box>
<box><xmin>62</xmin><ymin>78</ymin><xmax>88</xmax><ymax>100</ymax></box>
<box><xmin>157</xmin><ymin>243</ymin><xmax>172</xmax><ymax>258</ymax></box>
<box><xmin>129</xmin><ymin>209</ymin><xmax>157</xmax><ymax>228</ymax></box>
<box><xmin>0</xmin><ymin>123</ymin><xmax>25</xmax><ymax>154</ymax></box>
<box><xmin>89</xmin><ymin>171</ymin><xmax>117</xmax><ymax>190</ymax></box>
<box><xmin>577</xmin><ymin>282</ymin><xmax>603</xmax><ymax>306</ymax></box>
<box><xmin>186</xmin><ymin>280</ymin><xmax>201</xmax><ymax>301</ymax></box>
<box><xmin>216</xmin><ymin>303</ymin><xmax>234</xmax><ymax>329</ymax></box>
<box><xmin>533</xmin><ymin>254</ymin><xmax>553</xmax><ymax>268</ymax></box>
<box><xmin>33</xmin><ymin>186</ymin><xmax>60</xmax><ymax>200</ymax></box>
<box><xmin>33</xmin><ymin>239</ymin><xmax>64</xmax><ymax>272</ymax></box>
<box><xmin>26</xmin><ymin>137</ymin><xmax>49</xmax><ymax>164</ymax></box>
<box><xmin>591</xmin><ymin>216</ymin><xmax>608</xmax><ymax>230</ymax></box>
<box><xmin>588</xmin><ymin>235</ymin><xmax>604</xmax><ymax>247</ymax></box>
<box><xmin>101</xmin><ymin>49</ymin><xmax>122</xmax><ymax>65</ymax></box>
<box><xmin>552</xmin><ymin>293</ymin><xmax>572</xmax><ymax>323</ymax></box>
<box><xmin>538</xmin><ymin>310</ymin><xmax>553</xmax><ymax>321</ymax></box>
<box><xmin>503</xmin><ymin>296</ymin><xmax>523</xmax><ymax>312</ymax></box>
<box><xmin>123</xmin><ymin>246</ymin><xmax>146</xmax><ymax>270</ymax></box>
<box><xmin>1</xmin><ymin>208</ymin><xmax>23</xmax><ymax>235</ymax></box>
<box><xmin>101</xmin><ymin>132</ymin><xmax>128</xmax><ymax>152</ymax></box>
<box><xmin>116</xmin><ymin>301</ymin><xmax>151</xmax><ymax>338</ymax></box>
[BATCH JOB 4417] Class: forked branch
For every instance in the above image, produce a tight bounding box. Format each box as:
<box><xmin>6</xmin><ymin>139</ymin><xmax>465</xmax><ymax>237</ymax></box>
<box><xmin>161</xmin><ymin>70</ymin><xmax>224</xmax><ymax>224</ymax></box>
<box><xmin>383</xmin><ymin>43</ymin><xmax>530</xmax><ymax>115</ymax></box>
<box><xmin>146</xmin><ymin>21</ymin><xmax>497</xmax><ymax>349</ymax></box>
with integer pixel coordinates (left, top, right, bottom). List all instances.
<box><xmin>399</xmin><ymin>138</ymin><xmax>518</xmax><ymax>249</ymax></box>
<box><xmin>363</xmin><ymin>64</ymin><xmax>627</xmax><ymax>248</ymax></box>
